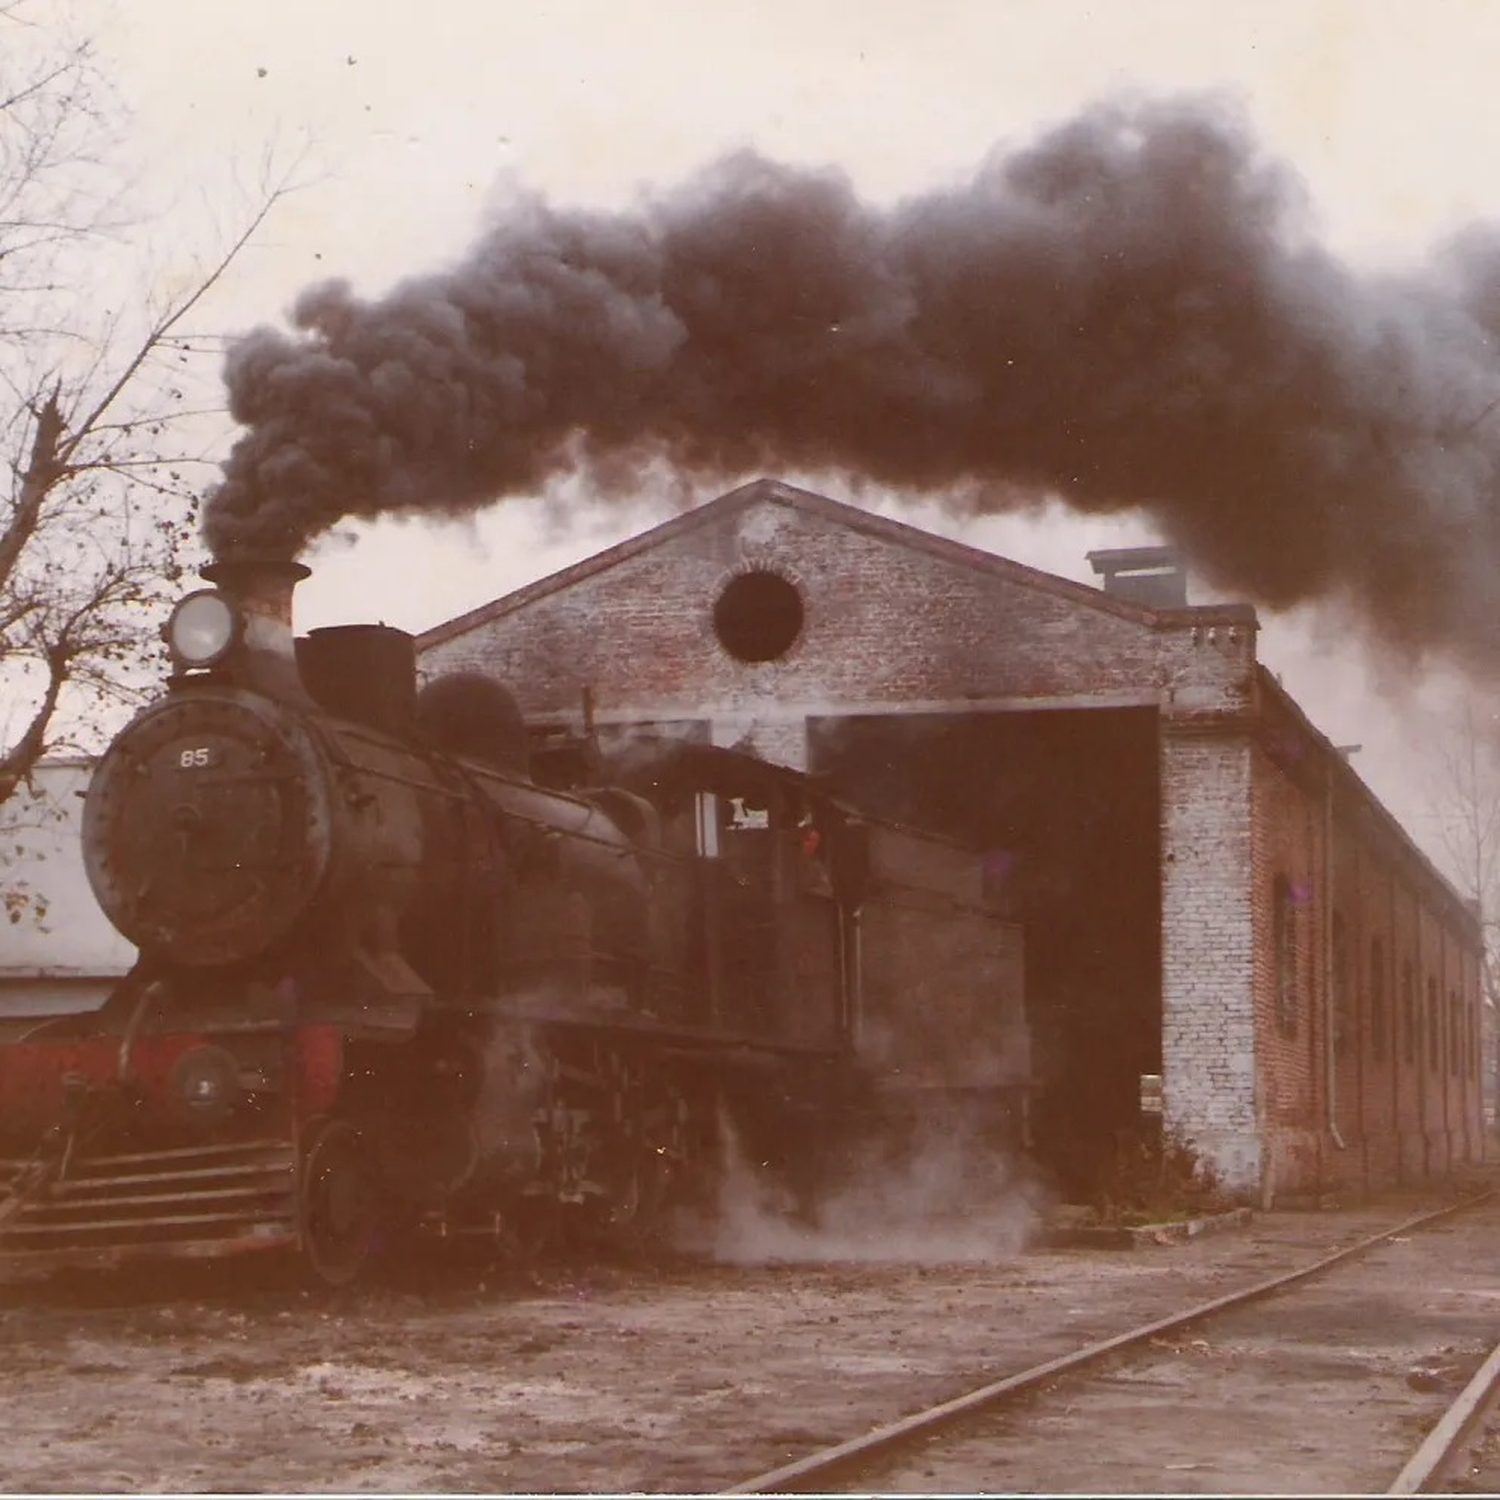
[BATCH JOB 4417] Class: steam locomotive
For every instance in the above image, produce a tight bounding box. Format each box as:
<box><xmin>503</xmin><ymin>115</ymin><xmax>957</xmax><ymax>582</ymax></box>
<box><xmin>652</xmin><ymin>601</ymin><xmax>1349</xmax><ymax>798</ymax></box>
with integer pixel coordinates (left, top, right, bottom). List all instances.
<box><xmin>0</xmin><ymin>557</ymin><xmax>1030</xmax><ymax>1284</ymax></box>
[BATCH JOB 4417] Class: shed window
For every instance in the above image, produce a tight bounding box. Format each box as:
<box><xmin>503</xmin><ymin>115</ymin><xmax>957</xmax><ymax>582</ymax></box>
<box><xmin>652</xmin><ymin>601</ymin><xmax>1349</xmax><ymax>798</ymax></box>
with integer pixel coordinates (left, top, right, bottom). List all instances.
<box><xmin>1428</xmin><ymin>978</ymin><xmax>1441</xmax><ymax>1075</ymax></box>
<box><xmin>1402</xmin><ymin>960</ymin><xmax>1417</xmax><ymax>1066</ymax></box>
<box><xmin>1368</xmin><ymin>937</ymin><xmax>1387</xmax><ymax>1062</ymax></box>
<box><xmin>1274</xmin><ymin>876</ymin><xmax>1298</xmax><ymax>1038</ymax></box>
<box><xmin>1332</xmin><ymin>912</ymin><xmax>1352</xmax><ymax>1057</ymax></box>
<box><xmin>713</xmin><ymin>570</ymin><xmax>804</xmax><ymax>663</ymax></box>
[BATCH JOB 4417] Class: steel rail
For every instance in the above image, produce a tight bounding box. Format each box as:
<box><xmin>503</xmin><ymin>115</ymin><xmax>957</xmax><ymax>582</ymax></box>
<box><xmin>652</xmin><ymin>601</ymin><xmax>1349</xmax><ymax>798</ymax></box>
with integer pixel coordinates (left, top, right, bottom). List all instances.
<box><xmin>1388</xmin><ymin>1334</ymin><xmax>1500</xmax><ymax>1494</ymax></box>
<box><xmin>727</xmin><ymin>1189</ymin><xmax>1496</xmax><ymax>1495</ymax></box>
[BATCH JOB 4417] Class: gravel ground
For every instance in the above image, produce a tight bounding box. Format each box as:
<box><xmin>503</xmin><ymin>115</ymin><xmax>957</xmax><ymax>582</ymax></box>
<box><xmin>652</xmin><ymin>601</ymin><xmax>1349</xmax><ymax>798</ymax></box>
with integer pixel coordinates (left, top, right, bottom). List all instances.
<box><xmin>0</xmin><ymin>1182</ymin><xmax>1495</xmax><ymax>1494</ymax></box>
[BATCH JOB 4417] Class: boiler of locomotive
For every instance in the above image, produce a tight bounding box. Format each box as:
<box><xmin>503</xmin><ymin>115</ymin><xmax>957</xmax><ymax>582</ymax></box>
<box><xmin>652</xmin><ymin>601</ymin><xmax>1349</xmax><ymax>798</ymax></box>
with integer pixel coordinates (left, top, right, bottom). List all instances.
<box><xmin>82</xmin><ymin>559</ymin><xmax>345</xmax><ymax>967</ymax></box>
<box><xmin>84</xmin><ymin>555</ymin><xmax>644</xmax><ymax>992</ymax></box>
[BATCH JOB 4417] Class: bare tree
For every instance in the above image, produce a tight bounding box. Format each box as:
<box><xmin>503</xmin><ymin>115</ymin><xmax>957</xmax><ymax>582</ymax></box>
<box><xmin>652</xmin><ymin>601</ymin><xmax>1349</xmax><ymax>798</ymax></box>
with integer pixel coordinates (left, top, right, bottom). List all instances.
<box><xmin>1428</xmin><ymin>707</ymin><xmax>1500</xmax><ymax>979</ymax></box>
<box><xmin>1</xmin><ymin>1</ymin><xmax>286</xmax><ymax>831</ymax></box>
<box><xmin>1425</xmin><ymin>698</ymin><xmax>1500</xmax><ymax>1125</ymax></box>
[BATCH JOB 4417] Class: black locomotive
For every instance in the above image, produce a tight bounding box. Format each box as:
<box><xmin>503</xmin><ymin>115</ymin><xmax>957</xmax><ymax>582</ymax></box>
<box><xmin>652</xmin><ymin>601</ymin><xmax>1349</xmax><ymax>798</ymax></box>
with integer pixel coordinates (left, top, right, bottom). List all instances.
<box><xmin>0</xmin><ymin>557</ymin><xmax>1031</xmax><ymax>1283</ymax></box>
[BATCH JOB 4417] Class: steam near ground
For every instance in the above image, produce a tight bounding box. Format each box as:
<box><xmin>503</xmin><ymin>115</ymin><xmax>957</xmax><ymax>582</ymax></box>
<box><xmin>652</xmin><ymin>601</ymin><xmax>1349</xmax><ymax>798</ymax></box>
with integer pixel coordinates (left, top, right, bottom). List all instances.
<box><xmin>686</xmin><ymin>1114</ymin><xmax>1043</xmax><ymax>1266</ymax></box>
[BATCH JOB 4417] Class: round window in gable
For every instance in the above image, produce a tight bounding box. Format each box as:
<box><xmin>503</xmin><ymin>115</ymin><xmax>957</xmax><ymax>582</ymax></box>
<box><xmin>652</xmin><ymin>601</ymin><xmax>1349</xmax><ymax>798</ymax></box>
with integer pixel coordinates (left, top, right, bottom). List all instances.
<box><xmin>712</xmin><ymin>569</ymin><xmax>805</xmax><ymax>663</ymax></box>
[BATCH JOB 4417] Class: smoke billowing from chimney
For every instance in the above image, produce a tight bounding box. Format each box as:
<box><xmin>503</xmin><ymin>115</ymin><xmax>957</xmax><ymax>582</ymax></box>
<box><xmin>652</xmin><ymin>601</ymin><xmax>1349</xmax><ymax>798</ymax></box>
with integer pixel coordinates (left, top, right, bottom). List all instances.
<box><xmin>206</xmin><ymin>95</ymin><xmax>1500</xmax><ymax>667</ymax></box>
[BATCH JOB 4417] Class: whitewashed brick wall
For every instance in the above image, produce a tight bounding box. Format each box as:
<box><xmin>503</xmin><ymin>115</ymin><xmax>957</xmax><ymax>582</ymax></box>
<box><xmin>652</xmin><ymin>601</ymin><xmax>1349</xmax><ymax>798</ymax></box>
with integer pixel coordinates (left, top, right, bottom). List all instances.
<box><xmin>1160</xmin><ymin>731</ymin><xmax>1261</xmax><ymax>1192</ymax></box>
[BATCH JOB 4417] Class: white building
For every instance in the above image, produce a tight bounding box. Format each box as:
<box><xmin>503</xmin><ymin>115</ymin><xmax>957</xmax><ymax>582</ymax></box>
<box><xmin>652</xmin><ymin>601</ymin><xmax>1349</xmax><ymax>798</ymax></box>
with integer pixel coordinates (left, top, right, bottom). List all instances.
<box><xmin>1</xmin><ymin>759</ymin><xmax>133</xmax><ymax>1028</ymax></box>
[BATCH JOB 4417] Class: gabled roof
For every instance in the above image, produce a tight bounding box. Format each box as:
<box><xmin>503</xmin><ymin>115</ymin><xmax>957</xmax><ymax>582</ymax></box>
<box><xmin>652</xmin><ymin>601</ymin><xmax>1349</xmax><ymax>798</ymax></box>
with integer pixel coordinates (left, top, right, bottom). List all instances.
<box><xmin>417</xmin><ymin>478</ymin><xmax>1256</xmax><ymax>650</ymax></box>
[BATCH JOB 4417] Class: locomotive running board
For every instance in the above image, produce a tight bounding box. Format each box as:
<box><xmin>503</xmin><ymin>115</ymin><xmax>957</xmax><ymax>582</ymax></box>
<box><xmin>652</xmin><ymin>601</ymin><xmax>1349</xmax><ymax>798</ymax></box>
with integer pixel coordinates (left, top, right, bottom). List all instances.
<box><xmin>0</xmin><ymin>1138</ymin><xmax>299</xmax><ymax>1268</ymax></box>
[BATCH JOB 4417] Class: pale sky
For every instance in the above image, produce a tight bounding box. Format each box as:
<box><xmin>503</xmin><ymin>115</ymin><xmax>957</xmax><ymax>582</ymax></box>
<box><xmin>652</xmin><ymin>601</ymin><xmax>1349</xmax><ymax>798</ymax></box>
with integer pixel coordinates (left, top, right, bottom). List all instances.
<box><xmin>68</xmin><ymin>0</ymin><xmax>1500</xmax><ymax>853</ymax></box>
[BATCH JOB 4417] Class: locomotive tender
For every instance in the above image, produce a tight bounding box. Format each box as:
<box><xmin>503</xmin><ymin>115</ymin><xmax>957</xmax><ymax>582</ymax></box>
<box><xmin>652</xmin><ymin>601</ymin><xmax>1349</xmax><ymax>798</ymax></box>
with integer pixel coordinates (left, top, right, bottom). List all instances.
<box><xmin>0</xmin><ymin>557</ymin><xmax>1031</xmax><ymax>1283</ymax></box>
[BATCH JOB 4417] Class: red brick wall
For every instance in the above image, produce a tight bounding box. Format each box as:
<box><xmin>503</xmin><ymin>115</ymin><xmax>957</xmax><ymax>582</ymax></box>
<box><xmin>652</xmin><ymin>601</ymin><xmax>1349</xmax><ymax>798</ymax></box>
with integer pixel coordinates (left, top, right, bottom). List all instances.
<box><xmin>1250</xmin><ymin>725</ymin><xmax>1484</xmax><ymax>1198</ymax></box>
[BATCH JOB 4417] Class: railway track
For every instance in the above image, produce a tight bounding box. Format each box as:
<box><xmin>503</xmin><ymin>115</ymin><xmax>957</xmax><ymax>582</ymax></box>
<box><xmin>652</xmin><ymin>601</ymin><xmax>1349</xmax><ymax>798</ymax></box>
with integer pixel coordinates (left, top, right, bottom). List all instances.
<box><xmin>729</xmin><ymin>1189</ymin><xmax>1500</xmax><ymax>1495</ymax></box>
<box><xmin>1390</xmin><ymin>1332</ymin><xmax>1500</xmax><ymax>1494</ymax></box>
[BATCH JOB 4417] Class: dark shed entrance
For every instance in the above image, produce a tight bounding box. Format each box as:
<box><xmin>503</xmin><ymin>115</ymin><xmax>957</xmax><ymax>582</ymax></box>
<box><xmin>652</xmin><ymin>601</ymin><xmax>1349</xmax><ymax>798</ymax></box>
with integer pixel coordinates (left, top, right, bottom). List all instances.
<box><xmin>809</xmin><ymin>706</ymin><xmax>1161</xmax><ymax>1192</ymax></box>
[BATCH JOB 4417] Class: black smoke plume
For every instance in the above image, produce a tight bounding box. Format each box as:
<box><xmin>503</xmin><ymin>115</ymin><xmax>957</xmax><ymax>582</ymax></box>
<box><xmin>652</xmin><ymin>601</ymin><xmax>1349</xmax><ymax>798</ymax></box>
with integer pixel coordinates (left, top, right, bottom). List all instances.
<box><xmin>206</xmin><ymin>95</ymin><xmax>1500</xmax><ymax>667</ymax></box>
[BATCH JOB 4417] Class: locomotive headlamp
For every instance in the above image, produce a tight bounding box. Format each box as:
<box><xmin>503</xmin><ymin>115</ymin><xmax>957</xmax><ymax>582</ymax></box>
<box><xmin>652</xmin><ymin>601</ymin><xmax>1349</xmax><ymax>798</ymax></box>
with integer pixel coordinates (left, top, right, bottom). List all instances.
<box><xmin>166</xmin><ymin>589</ymin><xmax>241</xmax><ymax>669</ymax></box>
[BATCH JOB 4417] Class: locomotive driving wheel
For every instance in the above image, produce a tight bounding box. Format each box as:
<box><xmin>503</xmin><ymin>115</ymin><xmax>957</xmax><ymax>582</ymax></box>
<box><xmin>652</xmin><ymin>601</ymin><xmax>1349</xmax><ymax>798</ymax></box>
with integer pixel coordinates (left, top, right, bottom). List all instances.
<box><xmin>590</xmin><ymin>1062</ymin><xmax>692</xmax><ymax>1250</ymax></box>
<box><xmin>299</xmin><ymin>1118</ymin><xmax>375</xmax><ymax>1287</ymax></box>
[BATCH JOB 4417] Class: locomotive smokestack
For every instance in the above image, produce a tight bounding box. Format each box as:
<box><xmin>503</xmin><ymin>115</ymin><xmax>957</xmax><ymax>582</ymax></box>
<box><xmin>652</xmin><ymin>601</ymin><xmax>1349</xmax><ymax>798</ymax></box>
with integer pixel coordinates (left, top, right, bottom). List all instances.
<box><xmin>199</xmin><ymin>555</ymin><xmax>313</xmax><ymax>703</ymax></box>
<box><xmin>200</xmin><ymin>554</ymin><xmax>309</xmax><ymax>630</ymax></box>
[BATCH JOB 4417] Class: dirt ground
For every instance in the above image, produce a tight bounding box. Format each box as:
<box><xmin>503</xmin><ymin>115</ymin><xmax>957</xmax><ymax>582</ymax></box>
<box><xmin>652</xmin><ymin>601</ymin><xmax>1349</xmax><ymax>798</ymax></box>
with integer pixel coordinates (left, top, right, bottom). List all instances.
<box><xmin>857</xmin><ymin>1196</ymin><xmax>1500</xmax><ymax>1494</ymax></box>
<box><xmin>1</xmin><ymin>1184</ymin><xmax>1496</xmax><ymax>1494</ymax></box>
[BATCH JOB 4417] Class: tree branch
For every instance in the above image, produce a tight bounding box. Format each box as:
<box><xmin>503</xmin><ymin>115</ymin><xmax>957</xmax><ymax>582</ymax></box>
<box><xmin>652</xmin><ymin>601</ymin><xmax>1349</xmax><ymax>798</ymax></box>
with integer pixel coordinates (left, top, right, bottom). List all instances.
<box><xmin>0</xmin><ymin>639</ymin><xmax>65</xmax><ymax>804</ymax></box>
<box><xmin>60</xmin><ymin>187</ymin><xmax>288</xmax><ymax>458</ymax></box>
<box><xmin>0</xmin><ymin>383</ymin><xmax>63</xmax><ymax>591</ymax></box>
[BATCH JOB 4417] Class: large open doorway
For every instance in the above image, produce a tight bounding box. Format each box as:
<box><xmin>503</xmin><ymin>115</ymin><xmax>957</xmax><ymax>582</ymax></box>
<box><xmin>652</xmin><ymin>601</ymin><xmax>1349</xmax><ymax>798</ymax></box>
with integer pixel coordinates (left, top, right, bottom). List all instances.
<box><xmin>809</xmin><ymin>706</ymin><xmax>1161</xmax><ymax>1193</ymax></box>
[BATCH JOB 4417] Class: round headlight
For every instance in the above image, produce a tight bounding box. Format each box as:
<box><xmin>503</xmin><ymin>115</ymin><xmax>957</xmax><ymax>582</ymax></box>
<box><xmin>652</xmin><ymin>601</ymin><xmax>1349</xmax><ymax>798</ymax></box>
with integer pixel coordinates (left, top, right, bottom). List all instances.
<box><xmin>167</xmin><ymin>590</ymin><xmax>240</xmax><ymax>668</ymax></box>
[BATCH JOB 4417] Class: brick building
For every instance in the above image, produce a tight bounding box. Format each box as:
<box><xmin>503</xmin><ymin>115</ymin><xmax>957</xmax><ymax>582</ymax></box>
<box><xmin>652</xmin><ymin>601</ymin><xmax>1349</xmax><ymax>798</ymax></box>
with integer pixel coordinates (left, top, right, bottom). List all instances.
<box><xmin>418</xmin><ymin>479</ymin><xmax>1486</xmax><ymax>1202</ymax></box>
